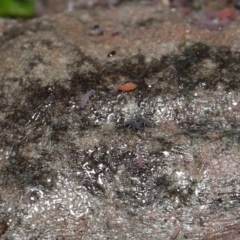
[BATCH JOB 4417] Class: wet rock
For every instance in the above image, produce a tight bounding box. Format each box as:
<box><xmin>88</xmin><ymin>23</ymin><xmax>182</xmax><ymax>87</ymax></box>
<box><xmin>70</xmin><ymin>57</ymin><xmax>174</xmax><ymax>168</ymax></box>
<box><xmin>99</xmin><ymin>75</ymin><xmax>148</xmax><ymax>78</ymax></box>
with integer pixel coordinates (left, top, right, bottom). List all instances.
<box><xmin>1</xmin><ymin>1</ymin><xmax>240</xmax><ymax>239</ymax></box>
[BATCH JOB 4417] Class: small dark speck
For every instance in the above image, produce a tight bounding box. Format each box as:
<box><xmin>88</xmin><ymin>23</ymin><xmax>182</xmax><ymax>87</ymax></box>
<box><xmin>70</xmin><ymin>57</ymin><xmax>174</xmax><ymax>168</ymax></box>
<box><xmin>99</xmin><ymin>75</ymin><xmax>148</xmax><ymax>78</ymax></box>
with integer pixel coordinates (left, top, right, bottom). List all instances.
<box><xmin>127</xmin><ymin>211</ymin><xmax>138</xmax><ymax>217</ymax></box>
<box><xmin>108</xmin><ymin>51</ymin><xmax>116</xmax><ymax>57</ymax></box>
<box><xmin>111</xmin><ymin>31</ymin><xmax>120</xmax><ymax>36</ymax></box>
<box><xmin>29</xmin><ymin>62</ymin><xmax>38</xmax><ymax>69</ymax></box>
<box><xmin>88</xmin><ymin>25</ymin><xmax>104</xmax><ymax>36</ymax></box>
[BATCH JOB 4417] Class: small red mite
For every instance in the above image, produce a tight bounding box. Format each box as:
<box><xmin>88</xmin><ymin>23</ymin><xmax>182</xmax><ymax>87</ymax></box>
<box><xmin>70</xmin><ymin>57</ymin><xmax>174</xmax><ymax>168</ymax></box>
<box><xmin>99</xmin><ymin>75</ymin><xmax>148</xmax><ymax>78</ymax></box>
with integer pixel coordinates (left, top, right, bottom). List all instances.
<box><xmin>118</xmin><ymin>83</ymin><xmax>137</xmax><ymax>91</ymax></box>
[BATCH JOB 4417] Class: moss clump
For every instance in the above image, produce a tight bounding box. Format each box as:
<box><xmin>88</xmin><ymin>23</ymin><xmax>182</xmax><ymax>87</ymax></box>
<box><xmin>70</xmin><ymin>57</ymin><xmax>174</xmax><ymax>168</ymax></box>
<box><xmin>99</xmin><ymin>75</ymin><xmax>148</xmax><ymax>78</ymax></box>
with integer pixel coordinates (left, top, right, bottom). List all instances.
<box><xmin>0</xmin><ymin>0</ymin><xmax>36</xmax><ymax>18</ymax></box>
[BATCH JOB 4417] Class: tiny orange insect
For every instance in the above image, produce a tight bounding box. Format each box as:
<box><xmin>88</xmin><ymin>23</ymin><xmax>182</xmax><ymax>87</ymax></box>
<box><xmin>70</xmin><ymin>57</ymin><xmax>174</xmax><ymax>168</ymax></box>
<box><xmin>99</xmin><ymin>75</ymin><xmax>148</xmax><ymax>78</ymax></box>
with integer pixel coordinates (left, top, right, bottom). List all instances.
<box><xmin>118</xmin><ymin>83</ymin><xmax>137</xmax><ymax>91</ymax></box>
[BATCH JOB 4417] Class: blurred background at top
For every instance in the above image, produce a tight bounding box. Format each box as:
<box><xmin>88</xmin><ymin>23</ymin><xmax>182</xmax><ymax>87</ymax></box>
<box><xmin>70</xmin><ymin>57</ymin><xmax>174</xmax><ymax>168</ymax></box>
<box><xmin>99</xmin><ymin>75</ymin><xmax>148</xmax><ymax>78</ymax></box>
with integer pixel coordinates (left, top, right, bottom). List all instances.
<box><xmin>0</xmin><ymin>0</ymin><xmax>38</xmax><ymax>18</ymax></box>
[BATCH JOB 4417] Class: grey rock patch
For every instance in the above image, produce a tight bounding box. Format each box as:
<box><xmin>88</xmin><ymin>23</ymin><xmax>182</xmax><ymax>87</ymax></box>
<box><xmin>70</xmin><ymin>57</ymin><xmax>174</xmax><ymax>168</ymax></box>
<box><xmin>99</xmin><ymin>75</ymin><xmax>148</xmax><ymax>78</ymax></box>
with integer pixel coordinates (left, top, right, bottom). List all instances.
<box><xmin>1</xmin><ymin>2</ymin><xmax>240</xmax><ymax>239</ymax></box>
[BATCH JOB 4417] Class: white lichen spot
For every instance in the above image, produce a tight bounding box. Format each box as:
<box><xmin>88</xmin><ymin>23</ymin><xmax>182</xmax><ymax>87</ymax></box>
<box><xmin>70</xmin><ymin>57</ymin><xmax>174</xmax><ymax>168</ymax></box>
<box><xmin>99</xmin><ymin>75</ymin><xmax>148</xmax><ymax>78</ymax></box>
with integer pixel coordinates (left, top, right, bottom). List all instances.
<box><xmin>162</xmin><ymin>151</ymin><xmax>169</xmax><ymax>157</ymax></box>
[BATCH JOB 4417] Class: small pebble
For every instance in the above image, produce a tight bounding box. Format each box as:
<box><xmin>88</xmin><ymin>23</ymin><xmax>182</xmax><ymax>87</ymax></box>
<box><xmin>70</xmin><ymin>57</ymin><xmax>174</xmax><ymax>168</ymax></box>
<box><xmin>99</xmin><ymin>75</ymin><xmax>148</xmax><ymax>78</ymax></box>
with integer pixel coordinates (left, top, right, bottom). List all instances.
<box><xmin>88</xmin><ymin>25</ymin><xmax>104</xmax><ymax>36</ymax></box>
<box><xmin>108</xmin><ymin>51</ymin><xmax>116</xmax><ymax>57</ymax></box>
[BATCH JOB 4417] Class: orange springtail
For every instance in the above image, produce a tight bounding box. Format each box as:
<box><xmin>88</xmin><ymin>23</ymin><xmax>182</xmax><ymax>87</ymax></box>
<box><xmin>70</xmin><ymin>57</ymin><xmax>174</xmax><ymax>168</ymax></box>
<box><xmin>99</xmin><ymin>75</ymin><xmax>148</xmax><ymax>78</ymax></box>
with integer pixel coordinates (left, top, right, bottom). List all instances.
<box><xmin>118</xmin><ymin>83</ymin><xmax>137</xmax><ymax>91</ymax></box>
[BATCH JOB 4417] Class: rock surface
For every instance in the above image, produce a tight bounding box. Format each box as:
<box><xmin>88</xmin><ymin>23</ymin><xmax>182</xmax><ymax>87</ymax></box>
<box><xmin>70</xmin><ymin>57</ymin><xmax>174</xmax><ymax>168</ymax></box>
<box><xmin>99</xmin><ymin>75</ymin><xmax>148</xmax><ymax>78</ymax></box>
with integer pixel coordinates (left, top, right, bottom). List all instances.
<box><xmin>1</xmin><ymin>1</ymin><xmax>240</xmax><ymax>239</ymax></box>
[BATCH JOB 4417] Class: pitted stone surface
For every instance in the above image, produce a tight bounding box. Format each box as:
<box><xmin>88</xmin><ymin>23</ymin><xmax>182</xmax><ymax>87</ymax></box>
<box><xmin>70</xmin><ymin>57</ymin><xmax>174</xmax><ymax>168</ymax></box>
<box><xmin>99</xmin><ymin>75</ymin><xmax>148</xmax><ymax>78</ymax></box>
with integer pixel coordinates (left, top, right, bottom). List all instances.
<box><xmin>1</xmin><ymin>1</ymin><xmax>240</xmax><ymax>239</ymax></box>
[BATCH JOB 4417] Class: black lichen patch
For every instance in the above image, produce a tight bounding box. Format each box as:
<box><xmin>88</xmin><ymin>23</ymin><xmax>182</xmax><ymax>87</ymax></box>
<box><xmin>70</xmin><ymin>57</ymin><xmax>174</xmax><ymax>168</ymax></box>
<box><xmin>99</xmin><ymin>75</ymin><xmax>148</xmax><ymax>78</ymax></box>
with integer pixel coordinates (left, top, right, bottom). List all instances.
<box><xmin>114</xmin><ymin>169</ymin><xmax>196</xmax><ymax>208</ymax></box>
<box><xmin>102</xmin><ymin>54</ymin><xmax>146</xmax><ymax>78</ymax></box>
<box><xmin>118</xmin><ymin>55</ymin><xmax>146</xmax><ymax>79</ymax></box>
<box><xmin>27</xmin><ymin>84</ymin><xmax>72</xmax><ymax>109</ymax></box>
<box><xmin>28</xmin><ymin>55</ymin><xmax>45</xmax><ymax>70</ymax></box>
<box><xmin>174</xmin><ymin>42</ymin><xmax>240</xmax><ymax>92</ymax></box>
<box><xmin>152</xmin><ymin>137</ymin><xmax>174</xmax><ymax>154</ymax></box>
<box><xmin>174</xmin><ymin>42</ymin><xmax>212</xmax><ymax>92</ymax></box>
<box><xmin>67</xmin><ymin>42</ymin><xmax>240</xmax><ymax>98</ymax></box>
<box><xmin>70</xmin><ymin>71</ymin><xmax>102</xmax><ymax>93</ymax></box>
<box><xmin>41</xmin><ymin>39</ymin><xmax>53</xmax><ymax>49</ymax></box>
<box><xmin>3</xmin><ymin>154</ymin><xmax>56</xmax><ymax>190</ymax></box>
<box><xmin>0</xmin><ymin>218</ymin><xmax>9</xmax><ymax>237</ymax></box>
<box><xmin>6</xmin><ymin>108</ymin><xmax>32</xmax><ymax>126</ymax></box>
<box><xmin>51</xmin><ymin>122</ymin><xmax>68</xmax><ymax>143</ymax></box>
<box><xmin>63</xmin><ymin>133</ymin><xmax>195</xmax><ymax>207</ymax></box>
<box><xmin>66</xmin><ymin>53</ymin><xmax>101</xmax><ymax>91</ymax></box>
<box><xmin>0</xmin><ymin>26</ymin><xmax>24</xmax><ymax>48</ymax></box>
<box><xmin>179</xmin><ymin>42</ymin><xmax>211</xmax><ymax>61</ymax></box>
<box><xmin>135</xmin><ymin>17</ymin><xmax>158</xmax><ymax>27</ymax></box>
<box><xmin>103</xmin><ymin>42</ymin><xmax>234</xmax><ymax>97</ymax></box>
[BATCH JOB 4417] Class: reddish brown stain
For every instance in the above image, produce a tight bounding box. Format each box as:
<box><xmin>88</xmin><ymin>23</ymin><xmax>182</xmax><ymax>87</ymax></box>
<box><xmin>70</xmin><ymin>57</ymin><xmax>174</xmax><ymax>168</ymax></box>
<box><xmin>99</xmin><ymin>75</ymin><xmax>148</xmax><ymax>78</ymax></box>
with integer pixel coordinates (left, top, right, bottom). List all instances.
<box><xmin>118</xmin><ymin>83</ymin><xmax>137</xmax><ymax>91</ymax></box>
<box><xmin>217</xmin><ymin>8</ymin><xmax>237</xmax><ymax>21</ymax></box>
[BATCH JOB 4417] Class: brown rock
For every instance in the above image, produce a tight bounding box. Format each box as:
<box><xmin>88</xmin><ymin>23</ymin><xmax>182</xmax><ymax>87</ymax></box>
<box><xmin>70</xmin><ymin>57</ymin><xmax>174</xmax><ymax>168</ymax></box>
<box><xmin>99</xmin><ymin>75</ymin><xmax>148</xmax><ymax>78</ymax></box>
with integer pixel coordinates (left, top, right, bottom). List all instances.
<box><xmin>0</xmin><ymin>1</ymin><xmax>240</xmax><ymax>239</ymax></box>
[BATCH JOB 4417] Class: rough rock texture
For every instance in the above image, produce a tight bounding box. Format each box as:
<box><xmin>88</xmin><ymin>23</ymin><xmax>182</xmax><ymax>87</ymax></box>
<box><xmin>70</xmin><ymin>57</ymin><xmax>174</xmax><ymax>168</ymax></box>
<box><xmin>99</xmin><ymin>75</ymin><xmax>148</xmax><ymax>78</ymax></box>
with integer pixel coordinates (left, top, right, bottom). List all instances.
<box><xmin>1</xmin><ymin>1</ymin><xmax>240</xmax><ymax>239</ymax></box>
